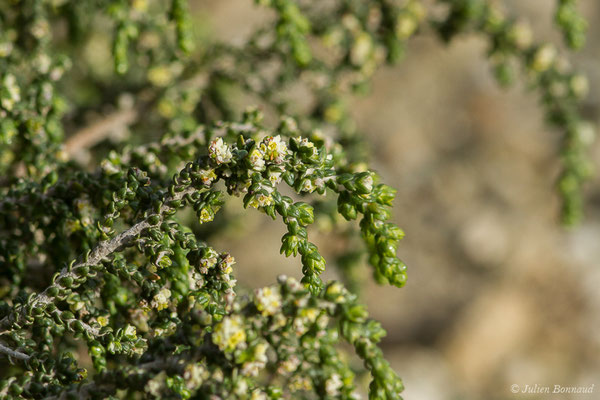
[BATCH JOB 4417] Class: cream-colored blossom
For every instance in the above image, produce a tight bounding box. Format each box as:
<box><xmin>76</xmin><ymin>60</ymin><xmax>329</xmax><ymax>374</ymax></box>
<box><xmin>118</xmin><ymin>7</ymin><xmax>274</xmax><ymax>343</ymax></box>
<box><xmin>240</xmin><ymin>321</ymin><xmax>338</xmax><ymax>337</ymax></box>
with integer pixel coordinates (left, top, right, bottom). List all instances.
<box><xmin>183</xmin><ymin>363</ymin><xmax>208</xmax><ymax>389</ymax></box>
<box><xmin>248</xmin><ymin>193</ymin><xmax>273</xmax><ymax>209</ymax></box>
<box><xmin>241</xmin><ymin>342</ymin><xmax>268</xmax><ymax>376</ymax></box>
<box><xmin>198</xmin><ymin>168</ymin><xmax>217</xmax><ymax>186</ymax></box>
<box><xmin>199</xmin><ymin>248</ymin><xmax>219</xmax><ymax>273</ymax></box>
<box><xmin>208</xmin><ymin>137</ymin><xmax>232</xmax><ymax>164</ymax></box>
<box><xmin>1</xmin><ymin>74</ymin><xmax>20</xmax><ymax>111</ymax></box>
<box><xmin>325</xmin><ymin>373</ymin><xmax>343</xmax><ymax>396</ymax></box>
<box><xmin>249</xmin><ymin>148</ymin><xmax>265</xmax><ymax>170</ymax></box>
<box><xmin>260</xmin><ymin>135</ymin><xmax>288</xmax><ymax>164</ymax></box>
<box><xmin>219</xmin><ymin>253</ymin><xmax>236</xmax><ymax>274</ymax></box>
<box><xmin>250</xmin><ymin>389</ymin><xmax>268</xmax><ymax>400</ymax></box>
<box><xmin>531</xmin><ymin>44</ymin><xmax>556</xmax><ymax>72</ymax></box>
<box><xmin>124</xmin><ymin>324</ymin><xmax>137</xmax><ymax>339</ymax></box>
<box><xmin>278</xmin><ymin>354</ymin><xmax>301</xmax><ymax>374</ymax></box>
<box><xmin>255</xmin><ymin>286</ymin><xmax>282</xmax><ymax>316</ymax></box>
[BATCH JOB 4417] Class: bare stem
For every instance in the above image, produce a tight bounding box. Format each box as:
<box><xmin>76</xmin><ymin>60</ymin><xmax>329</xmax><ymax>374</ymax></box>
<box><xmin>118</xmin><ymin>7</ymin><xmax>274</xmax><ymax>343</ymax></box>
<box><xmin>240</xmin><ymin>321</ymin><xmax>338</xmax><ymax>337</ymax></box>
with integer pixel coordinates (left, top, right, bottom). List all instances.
<box><xmin>0</xmin><ymin>342</ymin><xmax>30</xmax><ymax>360</ymax></box>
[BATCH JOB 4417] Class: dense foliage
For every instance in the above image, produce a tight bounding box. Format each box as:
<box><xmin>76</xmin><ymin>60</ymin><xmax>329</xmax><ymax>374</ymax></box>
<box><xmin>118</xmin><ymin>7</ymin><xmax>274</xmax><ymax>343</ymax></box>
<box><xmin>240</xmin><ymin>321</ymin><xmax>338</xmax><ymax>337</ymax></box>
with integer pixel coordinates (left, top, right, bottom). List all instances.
<box><xmin>0</xmin><ymin>0</ymin><xmax>592</xmax><ymax>399</ymax></box>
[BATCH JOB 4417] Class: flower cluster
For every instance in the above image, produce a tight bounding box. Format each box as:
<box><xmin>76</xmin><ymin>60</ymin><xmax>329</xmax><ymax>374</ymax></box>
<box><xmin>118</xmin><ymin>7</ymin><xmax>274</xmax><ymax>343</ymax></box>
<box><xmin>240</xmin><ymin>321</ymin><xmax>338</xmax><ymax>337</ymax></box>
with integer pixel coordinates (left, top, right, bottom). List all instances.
<box><xmin>0</xmin><ymin>120</ymin><xmax>407</xmax><ymax>398</ymax></box>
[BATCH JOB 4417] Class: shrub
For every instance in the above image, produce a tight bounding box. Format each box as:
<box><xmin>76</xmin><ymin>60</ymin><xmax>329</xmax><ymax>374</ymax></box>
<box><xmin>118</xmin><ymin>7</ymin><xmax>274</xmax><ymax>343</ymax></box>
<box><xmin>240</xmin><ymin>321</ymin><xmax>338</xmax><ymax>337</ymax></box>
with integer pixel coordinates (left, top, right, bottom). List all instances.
<box><xmin>0</xmin><ymin>0</ymin><xmax>592</xmax><ymax>399</ymax></box>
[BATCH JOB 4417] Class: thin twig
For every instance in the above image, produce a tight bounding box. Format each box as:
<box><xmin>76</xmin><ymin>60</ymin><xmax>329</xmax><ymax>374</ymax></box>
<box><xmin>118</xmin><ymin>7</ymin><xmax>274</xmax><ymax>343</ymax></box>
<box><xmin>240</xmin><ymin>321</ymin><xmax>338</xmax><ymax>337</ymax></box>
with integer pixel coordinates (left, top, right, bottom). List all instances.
<box><xmin>0</xmin><ymin>342</ymin><xmax>30</xmax><ymax>360</ymax></box>
<box><xmin>0</xmin><ymin>186</ymin><xmax>196</xmax><ymax>332</ymax></box>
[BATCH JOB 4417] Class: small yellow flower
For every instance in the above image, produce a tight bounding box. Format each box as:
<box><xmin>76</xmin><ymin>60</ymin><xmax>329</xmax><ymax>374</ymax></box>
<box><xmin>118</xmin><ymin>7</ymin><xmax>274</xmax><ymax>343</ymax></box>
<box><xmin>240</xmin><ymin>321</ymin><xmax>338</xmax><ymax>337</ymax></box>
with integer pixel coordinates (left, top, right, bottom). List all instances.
<box><xmin>219</xmin><ymin>253</ymin><xmax>236</xmax><ymax>274</ymax></box>
<box><xmin>531</xmin><ymin>44</ymin><xmax>557</xmax><ymax>72</ymax></box>
<box><xmin>147</xmin><ymin>65</ymin><xmax>172</xmax><ymax>87</ymax></box>
<box><xmin>249</xmin><ymin>148</ymin><xmax>265</xmax><ymax>170</ymax></box>
<box><xmin>260</xmin><ymin>135</ymin><xmax>288</xmax><ymax>164</ymax></box>
<box><xmin>124</xmin><ymin>324</ymin><xmax>137</xmax><ymax>339</ymax></box>
<box><xmin>151</xmin><ymin>288</ymin><xmax>171</xmax><ymax>311</ymax></box>
<box><xmin>212</xmin><ymin>315</ymin><xmax>246</xmax><ymax>352</ymax></box>
<box><xmin>289</xmin><ymin>376</ymin><xmax>313</xmax><ymax>392</ymax></box>
<box><xmin>396</xmin><ymin>14</ymin><xmax>418</xmax><ymax>39</ymax></box>
<box><xmin>97</xmin><ymin>315</ymin><xmax>109</xmax><ymax>327</ymax></box>
<box><xmin>183</xmin><ymin>363</ymin><xmax>207</xmax><ymax>389</ymax></box>
<box><xmin>248</xmin><ymin>193</ymin><xmax>273</xmax><ymax>209</ymax></box>
<box><xmin>198</xmin><ymin>207</ymin><xmax>214</xmax><ymax>224</ymax></box>
<box><xmin>251</xmin><ymin>389</ymin><xmax>268</xmax><ymax>400</ymax></box>
<box><xmin>254</xmin><ymin>286</ymin><xmax>282</xmax><ymax>316</ymax></box>
<box><xmin>198</xmin><ymin>168</ymin><xmax>217</xmax><ymax>186</ymax></box>
<box><xmin>326</xmin><ymin>281</ymin><xmax>346</xmax><ymax>303</ymax></box>
<box><xmin>300</xmin><ymin>307</ymin><xmax>319</xmax><ymax>323</ymax></box>
<box><xmin>1</xmin><ymin>74</ymin><xmax>20</xmax><ymax>111</ymax></box>
<box><xmin>350</xmin><ymin>32</ymin><xmax>372</xmax><ymax>66</ymax></box>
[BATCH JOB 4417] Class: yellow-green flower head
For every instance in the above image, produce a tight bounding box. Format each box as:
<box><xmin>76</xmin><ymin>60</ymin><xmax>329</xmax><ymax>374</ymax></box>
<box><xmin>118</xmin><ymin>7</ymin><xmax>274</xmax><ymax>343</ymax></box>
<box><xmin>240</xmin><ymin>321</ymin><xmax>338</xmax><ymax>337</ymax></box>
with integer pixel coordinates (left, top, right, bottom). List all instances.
<box><xmin>278</xmin><ymin>275</ymin><xmax>304</xmax><ymax>293</ymax></box>
<box><xmin>296</xmin><ymin>137</ymin><xmax>318</xmax><ymax>155</ymax></box>
<box><xmin>267</xmin><ymin>169</ymin><xmax>283</xmax><ymax>185</ymax></box>
<box><xmin>212</xmin><ymin>315</ymin><xmax>247</xmax><ymax>352</ymax></box>
<box><xmin>251</xmin><ymin>389</ymin><xmax>268</xmax><ymax>400</ymax></box>
<box><xmin>219</xmin><ymin>253</ymin><xmax>236</xmax><ymax>274</ymax></box>
<box><xmin>208</xmin><ymin>137</ymin><xmax>233</xmax><ymax>165</ymax></box>
<box><xmin>198</xmin><ymin>168</ymin><xmax>217</xmax><ymax>186</ymax></box>
<box><xmin>0</xmin><ymin>40</ymin><xmax>13</xmax><ymax>58</ymax></box>
<box><xmin>147</xmin><ymin>65</ymin><xmax>173</xmax><ymax>87</ymax></box>
<box><xmin>570</xmin><ymin>74</ymin><xmax>589</xmax><ymax>99</ymax></box>
<box><xmin>188</xmin><ymin>270</ymin><xmax>204</xmax><ymax>290</ymax></box>
<box><xmin>101</xmin><ymin>159</ymin><xmax>120</xmax><ymax>175</ymax></box>
<box><xmin>145</xmin><ymin>371</ymin><xmax>167</xmax><ymax>397</ymax></box>
<box><xmin>96</xmin><ymin>315</ymin><xmax>110</xmax><ymax>327</ymax></box>
<box><xmin>325</xmin><ymin>373</ymin><xmax>343</xmax><ymax>396</ymax></box>
<box><xmin>300</xmin><ymin>307</ymin><xmax>320</xmax><ymax>323</ymax></box>
<box><xmin>254</xmin><ymin>286</ymin><xmax>282</xmax><ymax>316</ymax></box>
<box><xmin>73</xmin><ymin>198</ymin><xmax>94</xmax><ymax>226</ymax></box>
<box><xmin>293</xmin><ymin>307</ymin><xmax>320</xmax><ymax>335</ymax></box>
<box><xmin>249</xmin><ymin>148</ymin><xmax>266</xmax><ymax>171</ymax></box>
<box><xmin>326</xmin><ymin>281</ymin><xmax>347</xmax><ymax>303</ymax></box>
<box><xmin>395</xmin><ymin>13</ymin><xmax>418</xmax><ymax>40</ymax></box>
<box><xmin>289</xmin><ymin>376</ymin><xmax>313</xmax><ymax>392</ymax></box>
<box><xmin>151</xmin><ymin>288</ymin><xmax>171</xmax><ymax>311</ymax></box>
<box><xmin>183</xmin><ymin>363</ymin><xmax>208</xmax><ymax>390</ymax></box>
<box><xmin>508</xmin><ymin>21</ymin><xmax>533</xmax><ymax>49</ymax></box>
<box><xmin>199</xmin><ymin>248</ymin><xmax>219</xmax><ymax>273</ymax></box>
<box><xmin>278</xmin><ymin>354</ymin><xmax>301</xmax><ymax>374</ymax></box>
<box><xmin>260</xmin><ymin>135</ymin><xmax>288</xmax><ymax>164</ymax></box>
<box><xmin>531</xmin><ymin>44</ymin><xmax>557</xmax><ymax>72</ymax></box>
<box><xmin>234</xmin><ymin>379</ymin><xmax>249</xmax><ymax>396</ymax></box>
<box><xmin>1</xmin><ymin>74</ymin><xmax>21</xmax><ymax>111</ymax></box>
<box><xmin>248</xmin><ymin>193</ymin><xmax>274</xmax><ymax>209</ymax></box>
<box><xmin>198</xmin><ymin>207</ymin><xmax>214</xmax><ymax>224</ymax></box>
<box><xmin>124</xmin><ymin>324</ymin><xmax>137</xmax><ymax>339</ymax></box>
<box><xmin>301</xmin><ymin>178</ymin><xmax>315</xmax><ymax>193</ymax></box>
<box><xmin>350</xmin><ymin>32</ymin><xmax>372</xmax><ymax>66</ymax></box>
<box><xmin>241</xmin><ymin>342</ymin><xmax>268</xmax><ymax>376</ymax></box>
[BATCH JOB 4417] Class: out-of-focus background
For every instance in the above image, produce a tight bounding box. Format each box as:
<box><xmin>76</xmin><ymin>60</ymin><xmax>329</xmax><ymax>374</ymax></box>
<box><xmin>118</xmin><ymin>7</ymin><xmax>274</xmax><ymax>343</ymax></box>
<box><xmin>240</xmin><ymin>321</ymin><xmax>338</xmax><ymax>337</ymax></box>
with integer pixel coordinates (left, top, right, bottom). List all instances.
<box><xmin>194</xmin><ymin>1</ymin><xmax>600</xmax><ymax>399</ymax></box>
